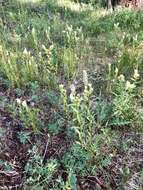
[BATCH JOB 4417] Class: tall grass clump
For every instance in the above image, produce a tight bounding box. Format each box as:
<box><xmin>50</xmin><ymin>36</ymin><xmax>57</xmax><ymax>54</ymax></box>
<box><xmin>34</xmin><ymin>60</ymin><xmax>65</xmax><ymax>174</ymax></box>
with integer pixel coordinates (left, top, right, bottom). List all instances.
<box><xmin>0</xmin><ymin>43</ymin><xmax>58</xmax><ymax>88</ymax></box>
<box><xmin>61</xmin><ymin>25</ymin><xmax>84</xmax><ymax>79</ymax></box>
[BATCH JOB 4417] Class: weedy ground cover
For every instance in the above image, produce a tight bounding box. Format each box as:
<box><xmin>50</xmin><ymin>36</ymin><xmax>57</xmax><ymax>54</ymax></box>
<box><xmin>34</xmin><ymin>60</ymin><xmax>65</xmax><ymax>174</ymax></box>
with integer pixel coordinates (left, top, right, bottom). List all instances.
<box><xmin>0</xmin><ymin>0</ymin><xmax>143</xmax><ymax>189</ymax></box>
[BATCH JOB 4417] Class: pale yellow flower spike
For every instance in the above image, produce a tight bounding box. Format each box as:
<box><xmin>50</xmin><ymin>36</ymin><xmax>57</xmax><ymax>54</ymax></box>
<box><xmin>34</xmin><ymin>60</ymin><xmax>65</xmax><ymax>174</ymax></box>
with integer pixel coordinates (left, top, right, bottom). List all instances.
<box><xmin>83</xmin><ymin>70</ymin><xmax>88</xmax><ymax>86</ymax></box>
<box><xmin>133</xmin><ymin>69</ymin><xmax>140</xmax><ymax>80</ymax></box>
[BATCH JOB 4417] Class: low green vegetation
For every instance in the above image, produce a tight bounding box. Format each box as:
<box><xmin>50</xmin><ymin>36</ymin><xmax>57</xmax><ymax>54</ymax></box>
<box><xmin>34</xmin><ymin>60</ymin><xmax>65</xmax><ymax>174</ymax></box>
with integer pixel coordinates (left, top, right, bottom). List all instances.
<box><xmin>0</xmin><ymin>0</ymin><xmax>143</xmax><ymax>189</ymax></box>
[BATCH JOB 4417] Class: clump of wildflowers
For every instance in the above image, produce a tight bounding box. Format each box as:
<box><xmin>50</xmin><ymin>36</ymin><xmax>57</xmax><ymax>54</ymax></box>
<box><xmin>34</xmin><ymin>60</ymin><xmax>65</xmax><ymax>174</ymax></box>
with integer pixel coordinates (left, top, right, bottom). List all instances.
<box><xmin>15</xmin><ymin>98</ymin><xmax>39</xmax><ymax>131</ymax></box>
<box><xmin>60</xmin><ymin>70</ymin><xmax>95</xmax><ymax>149</ymax></box>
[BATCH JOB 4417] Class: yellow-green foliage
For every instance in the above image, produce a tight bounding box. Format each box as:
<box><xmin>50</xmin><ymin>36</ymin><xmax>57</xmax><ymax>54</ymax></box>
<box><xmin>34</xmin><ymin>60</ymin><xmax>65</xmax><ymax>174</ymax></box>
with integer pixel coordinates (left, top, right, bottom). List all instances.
<box><xmin>1</xmin><ymin>0</ymin><xmax>143</xmax><ymax>189</ymax></box>
<box><xmin>0</xmin><ymin>46</ymin><xmax>38</xmax><ymax>87</ymax></box>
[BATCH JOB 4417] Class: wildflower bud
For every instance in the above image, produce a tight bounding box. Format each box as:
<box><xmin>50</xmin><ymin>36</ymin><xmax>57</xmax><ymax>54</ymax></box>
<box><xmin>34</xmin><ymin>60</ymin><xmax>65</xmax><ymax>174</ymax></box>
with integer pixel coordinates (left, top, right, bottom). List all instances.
<box><xmin>59</xmin><ymin>84</ymin><xmax>65</xmax><ymax>94</ymax></box>
<box><xmin>16</xmin><ymin>98</ymin><xmax>21</xmax><ymax>105</ymax></box>
<box><xmin>118</xmin><ymin>74</ymin><xmax>125</xmax><ymax>82</ymax></box>
<box><xmin>70</xmin><ymin>84</ymin><xmax>76</xmax><ymax>101</ymax></box>
<box><xmin>88</xmin><ymin>83</ymin><xmax>93</xmax><ymax>93</ymax></box>
<box><xmin>108</xmin><ymin>63</ymin><xmax>111</xmax><ymax>74</ymax></box>
<box><xmin>0</xmin><ymin>45</ymin><xmax>3</xmax><ymax>54</ymax></box>
<box><xmin>49</xmin><ymin>44</ymin><xmax>54</xmax><ymax>50</ymax></box>
<box><xmin>83</xmin><ymin>70</ymin><xmax>88</xmax><ymax>86</ymax></box>
<box><xmin>6</xmin><ymin>51</ymin><xmax>9</xmax><ymax>56</ymax></box>
<box><xmin>133</xmin><ymin>69</ymin><xmax>140</xmax><ymax>80</ymax></box>
<box><xmin>70</xmin><ymin>93</ymin><xmax>74</xmax><ymax>101</ymax></box>
<box><xmin>42</xmin><ymin>44</ymin><xmax>46</xmax><ymax>50</ymax></box>
<box><xmin>125</xmin><ymin>81</ymin><xmax>135</xmax><ymax>91</ymax></box>
<box><xmin>23</xmin><ymin>48</ymin><xmax>28</xmax><ymax>55</ymax></box>
<box><xmin>70</xmin><ymin>84</ymin><xmax>75</xmax><ymax>93</ymax></box>
<box><xmin>32</xmin><ymin>27</ymin><xmax>36</xmax><ymax>35</ymax></box>
<box><xmin>31</xmin><ymin>102</ymin><xmax>35</xmax><ymax>107</ymax></box>
<box><xmin>28</xmin><ymin>60</ymin><xmax>32</xmax><ymax>66</ymax></box>
<box><xmin>115</xmin><ymin>67</ymin><xmax>118</xmax><ymax>76</ymax></box>
<box><xmin>59</xmin><ymin>84</ymin><xmax>64</xmax><ymax>89</ymax></box>
<box><xmin>22</xmin><ymin>100</ymin><xmax>28</xmax><ymax>108</ymax></box>
<box><xmin>39</xmin><ymin>52</ymin><xmax>42</xmax><ymax>58</ymax></box>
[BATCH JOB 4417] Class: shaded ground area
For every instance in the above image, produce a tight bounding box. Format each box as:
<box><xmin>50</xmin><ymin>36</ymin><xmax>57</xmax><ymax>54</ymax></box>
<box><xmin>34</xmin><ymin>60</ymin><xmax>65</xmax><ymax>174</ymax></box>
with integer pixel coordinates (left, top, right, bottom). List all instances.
<box><xmin>0</xmin><ymin>100</ymin><xmax>69</xmax><ymax>189</ymax></box>
<box><xmin>0</xmin><ymin>82</ymin><xmax>143</xmax><ymax>189</ymax></box>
